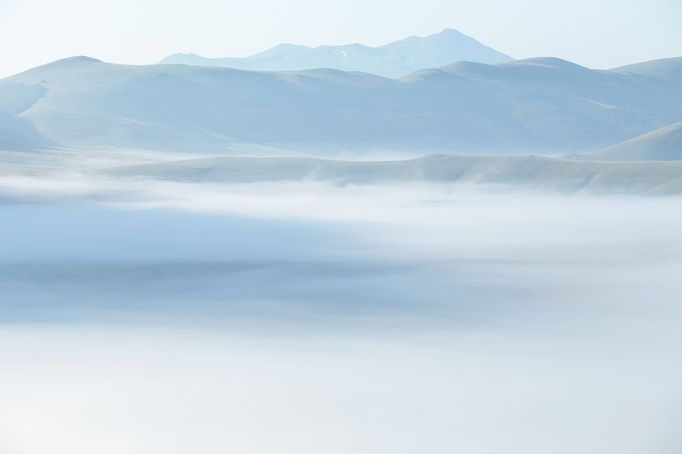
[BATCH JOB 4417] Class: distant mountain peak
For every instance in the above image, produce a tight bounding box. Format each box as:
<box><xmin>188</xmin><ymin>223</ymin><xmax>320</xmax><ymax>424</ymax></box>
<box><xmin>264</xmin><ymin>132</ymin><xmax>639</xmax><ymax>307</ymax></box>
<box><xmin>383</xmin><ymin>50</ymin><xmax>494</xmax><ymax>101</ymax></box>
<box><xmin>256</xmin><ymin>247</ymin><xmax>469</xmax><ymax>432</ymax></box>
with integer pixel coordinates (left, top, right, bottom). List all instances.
<box><xmin>158</xmin><ymin>29</ymin><xmax>512</xmax><ymax>78</ymax></box>
<box><xmin>402</xmin><ymin>28</ymin><xmax>465</xmax><ymax>40</ymax></box>
<box><xmin>432</xmin><ymin>27</ymin><xmax>468</xmax><ymax>38</ymax></box>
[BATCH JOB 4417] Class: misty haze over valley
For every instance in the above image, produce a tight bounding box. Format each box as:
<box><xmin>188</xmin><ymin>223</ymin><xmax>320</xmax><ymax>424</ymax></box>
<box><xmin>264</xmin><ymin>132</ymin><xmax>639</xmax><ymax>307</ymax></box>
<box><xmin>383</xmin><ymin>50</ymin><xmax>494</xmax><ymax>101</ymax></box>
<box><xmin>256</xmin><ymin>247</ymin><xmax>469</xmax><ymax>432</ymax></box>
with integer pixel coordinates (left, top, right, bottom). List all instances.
<box><xmin>1</xmin><ymin>10</ymin><xmax>682</xmax><ymax>454</ymax></box>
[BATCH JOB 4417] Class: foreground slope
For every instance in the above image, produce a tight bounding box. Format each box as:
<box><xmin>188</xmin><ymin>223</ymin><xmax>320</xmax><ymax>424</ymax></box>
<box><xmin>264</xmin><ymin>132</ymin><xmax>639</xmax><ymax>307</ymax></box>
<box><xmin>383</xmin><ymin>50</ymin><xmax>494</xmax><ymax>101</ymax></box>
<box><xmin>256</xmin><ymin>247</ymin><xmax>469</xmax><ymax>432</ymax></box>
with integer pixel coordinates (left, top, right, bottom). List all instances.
<box><xmin>160</xmin><ymin>29</ymin><xmax>511</xmax><ymax>78</ymax></box>
<box><xmin>3</xmin><ymin>56</ymin><xmax>682</xmax><ymax>153</ymax></box>
<box><xmin>100</xmin><ymin>155</ymin><xmax>682</xmax><ymax>195</ymax></box>
<box><xmin>578</xmin><ymin>122</ymin><xmax>682</xmax><ymax>161</ymax></box>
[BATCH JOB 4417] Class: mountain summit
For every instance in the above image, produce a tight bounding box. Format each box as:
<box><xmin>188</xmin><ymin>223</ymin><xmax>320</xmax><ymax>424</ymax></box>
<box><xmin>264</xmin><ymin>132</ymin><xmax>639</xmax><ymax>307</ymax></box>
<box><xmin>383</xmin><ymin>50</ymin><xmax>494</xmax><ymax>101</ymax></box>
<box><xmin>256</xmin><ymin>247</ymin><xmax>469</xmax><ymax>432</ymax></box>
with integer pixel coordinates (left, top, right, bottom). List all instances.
<box><xmin>159</xmin><ymin>28</ymin><xmax>511</xmax><ymax>78</ymax></box>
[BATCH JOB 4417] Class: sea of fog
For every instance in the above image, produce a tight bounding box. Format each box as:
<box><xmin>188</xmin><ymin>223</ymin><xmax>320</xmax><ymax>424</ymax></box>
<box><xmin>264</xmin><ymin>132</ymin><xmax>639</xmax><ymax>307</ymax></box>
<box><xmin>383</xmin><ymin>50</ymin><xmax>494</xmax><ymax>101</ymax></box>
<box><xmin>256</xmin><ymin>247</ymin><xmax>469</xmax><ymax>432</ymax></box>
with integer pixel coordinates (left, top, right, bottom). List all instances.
<box><xmin>1</xmin><ymin>173</ymin><xmax>681</xmax><ymax>453</ymax></box>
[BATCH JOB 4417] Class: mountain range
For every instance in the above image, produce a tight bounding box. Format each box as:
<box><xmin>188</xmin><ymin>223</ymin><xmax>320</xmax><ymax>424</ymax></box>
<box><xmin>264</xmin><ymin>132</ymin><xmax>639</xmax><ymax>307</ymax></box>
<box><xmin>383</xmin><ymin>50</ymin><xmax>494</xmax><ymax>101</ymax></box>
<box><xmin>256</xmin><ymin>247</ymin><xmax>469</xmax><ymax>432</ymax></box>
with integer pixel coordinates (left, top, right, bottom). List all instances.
<box><xmin>159</xmin><ymin>28</ymin><xmax>512</xmax><ymax>78</ymax></box>
<box><xmin>1</xmin><ymin>47</ymin><xmax>682</xmax><ymax>155</ymax></box>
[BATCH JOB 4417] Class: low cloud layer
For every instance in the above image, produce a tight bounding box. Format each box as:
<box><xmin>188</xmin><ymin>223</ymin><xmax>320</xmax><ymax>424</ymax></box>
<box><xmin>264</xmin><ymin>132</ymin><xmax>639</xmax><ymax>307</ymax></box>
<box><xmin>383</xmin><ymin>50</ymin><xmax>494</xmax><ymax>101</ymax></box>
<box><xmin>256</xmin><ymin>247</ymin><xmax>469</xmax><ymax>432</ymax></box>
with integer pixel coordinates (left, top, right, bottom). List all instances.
<box><xmin>1</xmin><ymin>173</ymin><xmax>682</xmax><ymax>453</ymax></box>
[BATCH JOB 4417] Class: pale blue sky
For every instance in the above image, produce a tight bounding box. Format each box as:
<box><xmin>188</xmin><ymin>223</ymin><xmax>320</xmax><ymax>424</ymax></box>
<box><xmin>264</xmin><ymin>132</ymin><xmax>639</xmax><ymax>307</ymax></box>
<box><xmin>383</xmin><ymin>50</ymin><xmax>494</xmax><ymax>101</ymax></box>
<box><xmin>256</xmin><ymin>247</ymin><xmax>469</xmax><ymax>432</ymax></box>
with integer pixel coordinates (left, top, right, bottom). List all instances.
<box><xmin>1</xmin><ymin>0</ymin><xmax>681</xmax><ymax>78</ymax></box>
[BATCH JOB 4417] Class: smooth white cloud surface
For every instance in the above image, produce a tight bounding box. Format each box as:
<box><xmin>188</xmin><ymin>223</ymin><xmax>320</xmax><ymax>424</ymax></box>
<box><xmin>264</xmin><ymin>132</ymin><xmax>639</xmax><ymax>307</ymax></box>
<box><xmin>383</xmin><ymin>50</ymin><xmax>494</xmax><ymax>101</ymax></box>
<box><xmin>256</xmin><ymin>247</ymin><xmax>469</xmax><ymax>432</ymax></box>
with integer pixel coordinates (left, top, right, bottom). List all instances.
<box><xmin>2</xmin><ymin>176</ymin><xmax>682</xmax><ymax>453</ymax></box>
<box><xmin>1</xmin><ymin>0</ymin><xmax>681</xmax><ymax>78</ymax></box>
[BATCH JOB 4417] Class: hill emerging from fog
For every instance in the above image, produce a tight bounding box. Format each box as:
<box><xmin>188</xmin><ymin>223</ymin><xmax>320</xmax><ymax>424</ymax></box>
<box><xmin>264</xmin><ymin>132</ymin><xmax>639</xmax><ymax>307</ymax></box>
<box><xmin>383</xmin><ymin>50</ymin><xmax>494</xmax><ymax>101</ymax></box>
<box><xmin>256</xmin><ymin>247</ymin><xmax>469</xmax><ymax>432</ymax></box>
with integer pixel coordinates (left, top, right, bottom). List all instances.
<box><xmin>159</xmin><ymin>29</ymin><xmax>512</xmax><ymax>78</ymax></box>
<box><xmin>100</xmin><ymin>155</ymin><xmax>682</xmax><ymax>195</ymax></box>
<box><xmin>3</xmin><ymin>55</ymin><xmax>682</xmax><ymax>153</ymax></box>
<box><xmin>579</xmin><ymin>122</ymin><xmax>682</xmax><ymax>161</ymax></box>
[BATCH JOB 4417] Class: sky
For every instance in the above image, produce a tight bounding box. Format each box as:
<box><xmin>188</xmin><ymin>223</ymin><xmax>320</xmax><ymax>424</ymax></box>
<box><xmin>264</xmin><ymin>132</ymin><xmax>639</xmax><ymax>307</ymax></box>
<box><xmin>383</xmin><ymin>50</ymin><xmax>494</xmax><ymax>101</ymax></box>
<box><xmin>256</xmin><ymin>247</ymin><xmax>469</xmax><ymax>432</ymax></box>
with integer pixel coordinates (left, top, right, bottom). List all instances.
<box><xmin>1</xmin><ymin>0</ymin><xmax>681</xmax><ymax>78</ymax></box>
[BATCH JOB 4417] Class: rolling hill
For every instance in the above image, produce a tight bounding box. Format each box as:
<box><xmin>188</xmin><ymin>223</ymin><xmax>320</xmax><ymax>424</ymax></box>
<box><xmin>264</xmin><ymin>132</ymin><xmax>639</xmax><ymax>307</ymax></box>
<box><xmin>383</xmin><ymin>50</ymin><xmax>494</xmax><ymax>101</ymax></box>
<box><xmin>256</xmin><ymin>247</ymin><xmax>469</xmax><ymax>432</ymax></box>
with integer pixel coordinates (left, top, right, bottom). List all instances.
<box><xmin>2</xmin><ymin>55</ymin><xmax>682</xmax><ymax>153</ymax></box>
<box><xmin>578</xmin><ymin>122</ymin><xmax>682</xmax><ymax>161</ymax></box>
<box><xmin>612</xmin><ymin>57</ymin><xmax>682</xmax><ymax>83</ymax></box>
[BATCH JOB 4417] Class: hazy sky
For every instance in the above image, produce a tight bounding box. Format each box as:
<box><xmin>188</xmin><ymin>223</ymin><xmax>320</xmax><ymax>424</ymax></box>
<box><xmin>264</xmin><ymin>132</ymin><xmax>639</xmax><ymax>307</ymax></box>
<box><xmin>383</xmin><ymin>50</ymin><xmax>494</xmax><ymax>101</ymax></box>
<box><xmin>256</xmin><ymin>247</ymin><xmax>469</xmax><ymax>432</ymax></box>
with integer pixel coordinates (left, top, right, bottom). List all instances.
<box><xmin>1</xmin><ymin>0</ymin><xmax>681</xmax><ymax>78</ymax></box>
